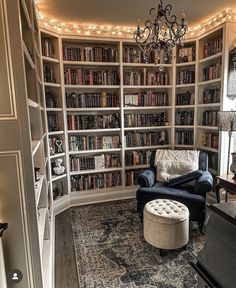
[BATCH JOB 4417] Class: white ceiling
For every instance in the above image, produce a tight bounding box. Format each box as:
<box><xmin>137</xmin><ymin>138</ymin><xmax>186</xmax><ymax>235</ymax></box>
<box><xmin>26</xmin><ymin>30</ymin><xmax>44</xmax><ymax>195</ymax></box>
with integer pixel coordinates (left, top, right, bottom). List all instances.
<box><xmin>37</xmin><ymin>0</ymin><xmax>236</xmax><ymax>28</ymax></box>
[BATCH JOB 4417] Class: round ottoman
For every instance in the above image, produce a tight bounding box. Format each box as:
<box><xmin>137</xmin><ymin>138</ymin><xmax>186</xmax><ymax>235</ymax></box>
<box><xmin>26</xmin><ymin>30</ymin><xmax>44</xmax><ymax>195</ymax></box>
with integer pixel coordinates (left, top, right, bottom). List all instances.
<box><xmin>144</xmin><ymin>199</ymin><xmax>189</xmax><ymax>251</ymax></box>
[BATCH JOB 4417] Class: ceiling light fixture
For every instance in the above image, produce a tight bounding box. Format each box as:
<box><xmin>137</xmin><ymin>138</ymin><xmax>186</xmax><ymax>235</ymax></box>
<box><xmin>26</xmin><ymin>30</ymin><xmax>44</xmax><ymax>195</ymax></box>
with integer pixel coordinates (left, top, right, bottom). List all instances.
<box><xmin>134</xmin><ymin>0</ymin><xmax>188</xmax><ymax>64</ymax></box>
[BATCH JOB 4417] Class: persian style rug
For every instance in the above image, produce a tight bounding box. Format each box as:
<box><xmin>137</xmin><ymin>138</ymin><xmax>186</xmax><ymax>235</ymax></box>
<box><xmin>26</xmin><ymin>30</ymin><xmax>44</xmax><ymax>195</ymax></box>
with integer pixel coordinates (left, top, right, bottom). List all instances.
<box><xmin>71</xmin><ymin>200</ymin><xmax>204</xmax><ymax>288</ymax></box>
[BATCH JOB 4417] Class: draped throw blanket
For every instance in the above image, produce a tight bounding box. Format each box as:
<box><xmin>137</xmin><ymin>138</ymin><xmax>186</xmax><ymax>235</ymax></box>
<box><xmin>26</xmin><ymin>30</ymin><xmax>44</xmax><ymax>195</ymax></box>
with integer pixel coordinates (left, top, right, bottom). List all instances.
<box><xmin>155</xmin><ymin>150</ymin><xmax>199</xmax><ymax>182</ymax></box>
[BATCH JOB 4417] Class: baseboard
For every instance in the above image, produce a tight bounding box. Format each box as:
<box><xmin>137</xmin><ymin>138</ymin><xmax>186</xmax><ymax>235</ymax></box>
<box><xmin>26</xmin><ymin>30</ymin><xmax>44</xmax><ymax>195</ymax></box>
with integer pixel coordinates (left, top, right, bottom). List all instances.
<box><xmin>53</xmin><ymin>188</ymin><xmax>136</xmax><ymax>215</ymax></box>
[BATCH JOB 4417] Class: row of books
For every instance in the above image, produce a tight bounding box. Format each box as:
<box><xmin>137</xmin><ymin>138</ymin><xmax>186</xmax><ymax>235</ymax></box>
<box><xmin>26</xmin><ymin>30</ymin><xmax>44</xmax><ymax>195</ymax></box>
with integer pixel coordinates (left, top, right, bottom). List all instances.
<box><xmin>202</xmin><ymin>86</ymin><xmax>221</xmax><ymax>104</ymax></box>
<box><xmin>68</xmin><ymin>135</ymin><xmax>120</xmax><ymax>151</ymax></box>
<box><xmin>126</xmin><ymin>170</ymin><xmax>142</xmax><ymax>186</ymax></box>
<box><xmin>47</xmin><ymin>114</ymin><xmax>59</xmax><ymax>132</ymax></box>
<box><xmin>69</xmin><ymin>154</ymin><xmax>121</xmax><ymax>171</ymax></box>
<box><xmin>42</xmin><ymin>39</ymin><xmax>55</xmax><ymax>58</ymax></box>
<box><xmin>124</xmin><ymin>112</ymin><xmax>168</xmax><ymax>127</ymax></box>
<box><xmin>67</xmin><ymin>113</ymin><xmax>120</xmax><ymax>130</ymax></box>
<box><xmin>147</xmin><ymin>71</ymin><xmax>169</xmax><ymax>86</ymax></box>
<box><xmin>43</xmin><ymin>64</ymin><xmax>55</xmax><ymax>83</ymax></box>
<box><xmin>124</xmin><ymin>92</ymin><xmax>168</xmax><ymax>107</ymax></box>
<box><xmin>202</xmin><ymin>132</ymin><xmax>219</xmax><ymax>149</ymax></box>
<box><xmin>175</xmin><ymin>130</ymin><xmax>194</xmax><ymax>145</ymax></box>
<box><xmin>176</xmin><ymin>91</ymin><xmax>195</xmax><ymax>105</ymax></box>
<box><xmin>203</xmin><ymin>37</ymin><xmax>223</xmax><ymax>58</ymax></box>
<box><xmin>177</xmin><ymin>69</ymin><xmax>195</xmax><ymax>84</ymax></box>
<box><xmin>63</xmin><ymin>45</ymin><xmax>119</xmax><ymax>62</ymax></box>
<box><xmin>175</xmin><ymin>111</ymin><xmax>194</xmax><ymax>125</ymax></box>
<box><xmin>66</xmin><ymin>92</ymin><xmax>119</xmax><ymax>108</ymax></box>
<box><xmin>202</xmin><ymin>62</ymin><xmax>221</xmax><ymax>81</ymax></box>
<box><xmin>125</xmin><ymin>151</ymin><xmax>152</xmax><ymax>166</ymax></box>
<box><xmin>45</xmin><ymin>91</ymin><xmax>60</xmax><ymax>108</ymax></box>
<box><xmin>123</xmin><ymin>47</ymin><xmax>170</xmax><ymax>64</ymax></box>
<box><xmin>64</xmin><ymin>68</ymin><xmax>119</xmax><ymax>85</ymax></box>
<box><xmin>124</xmin><ymin>71</ymin><xmax>144</xmax><ymax>85</ymax></box>
<box><xmin>177</xmin><ymin>46</ymin><xmax>195</xmax><ymax>63</ymax></box>
<box><xmin>202</xmin><ymin>110</ymin><xmax>218</xmax><ymax>126</ymax></box>
<box><xmin>71</xmin><ymin>172</ymin><xmax>122</xmax><ymax>191</ymax></box>
<box><xmin>125</xmin><ymin>131</ymin><xmax>169</xmax><ymax>147</ymax></box>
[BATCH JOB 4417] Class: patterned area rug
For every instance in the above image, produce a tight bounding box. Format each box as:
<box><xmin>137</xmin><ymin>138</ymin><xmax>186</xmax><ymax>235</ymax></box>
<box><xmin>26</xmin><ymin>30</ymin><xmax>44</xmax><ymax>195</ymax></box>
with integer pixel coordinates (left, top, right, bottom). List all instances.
<box><xmin>71</xmin><ymin>200</ymin><xmax>204</xmax><ymax>288</ymax></box>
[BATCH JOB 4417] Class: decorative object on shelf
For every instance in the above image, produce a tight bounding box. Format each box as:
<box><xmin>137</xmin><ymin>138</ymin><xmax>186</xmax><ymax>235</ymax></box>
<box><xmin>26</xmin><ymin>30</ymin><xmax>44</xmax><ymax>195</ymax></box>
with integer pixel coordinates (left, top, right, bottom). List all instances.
<box><xmin>218</xmin><ymin>110</ymin><xmax>236</xmax><ymax>175</ymax></box>
<box><xmin>227</xmin><ymin>45</ymin><xmax>236</xmax><ymax>100</ymax></box>
<box><xmin>52</xmin><ymin>182</ymin><xmax>64</xmax><ymax>200</ymax></box>
<box><xmin>230</xmin><ymin>151</ymin><xmax>236</xmax><ymax>180</ymax></box>
<box><xmin>0</xmin><ymin>223</ymin><xmax>8</xmax><ymax>288</ymax></box>
<box><xmin>134</xmin><ymin>0</ymin><xmax>187</xmax><ymax>65</ymax></box>
<box><xmin>34</xmin><ymin>167</ymin><xmax>40</xmax><ymax>182</ymax></box>
<box><xmin>55</xmin><ymin>139</ymin><xmax>63</xmax><ymax>153</ymax></box>
<box><xmin>53</xmin><ymin>158</ymin><xmax>65</xmax><ymax>175</ymax></box>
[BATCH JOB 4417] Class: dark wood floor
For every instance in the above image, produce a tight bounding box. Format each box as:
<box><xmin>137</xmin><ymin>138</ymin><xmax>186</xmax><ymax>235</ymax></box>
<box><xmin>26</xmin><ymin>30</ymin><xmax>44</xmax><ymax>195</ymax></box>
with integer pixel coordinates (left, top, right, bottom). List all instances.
<box><xmin>55</xmin><ymin>209</ymin><xmax>79</xmax><ymax>288</ymax></box>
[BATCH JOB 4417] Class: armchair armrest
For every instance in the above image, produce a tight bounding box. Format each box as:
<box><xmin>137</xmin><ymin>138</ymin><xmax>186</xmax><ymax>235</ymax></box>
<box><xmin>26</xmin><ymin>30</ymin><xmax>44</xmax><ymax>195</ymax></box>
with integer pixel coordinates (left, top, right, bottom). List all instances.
<box><xmin>137</xmin><ymin>168</ymin><xmax>155</xmax><ymax>188</ymax></box>
<box><xmin>194</xmin><ymin>171</ymin><xmax>213</xmax><ymax>196</ymax></box>
<box><xmin>165</xmin><ymin>170</ymin><xmax>203</xmax><ymax>187</ymax></box>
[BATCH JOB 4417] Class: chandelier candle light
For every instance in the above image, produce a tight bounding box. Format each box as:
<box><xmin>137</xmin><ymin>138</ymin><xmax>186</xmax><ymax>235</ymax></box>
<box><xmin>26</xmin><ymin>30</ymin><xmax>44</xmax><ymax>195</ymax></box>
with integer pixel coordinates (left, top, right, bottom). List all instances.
<box><xmin>134</xmin><ymin>0</ymin><xmax>188</xmax><ymax>65</ymax></box>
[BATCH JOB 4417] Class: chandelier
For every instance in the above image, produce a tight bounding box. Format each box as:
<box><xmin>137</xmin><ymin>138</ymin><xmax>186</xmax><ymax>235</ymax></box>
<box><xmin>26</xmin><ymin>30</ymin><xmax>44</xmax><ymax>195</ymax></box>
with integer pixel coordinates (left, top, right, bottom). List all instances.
<box><xmin>134</xmin><ymin>0</ymin><xmax>188</xmax><ymax>65</ymax></box>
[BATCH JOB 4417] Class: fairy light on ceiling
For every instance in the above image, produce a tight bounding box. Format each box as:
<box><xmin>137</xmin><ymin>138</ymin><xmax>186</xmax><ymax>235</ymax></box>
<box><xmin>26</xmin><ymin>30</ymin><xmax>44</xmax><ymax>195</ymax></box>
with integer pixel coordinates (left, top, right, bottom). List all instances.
<box><xmin>34</xmin><ymin>2</ymin><xmax>236</xmax><ymax>38</ymax></box>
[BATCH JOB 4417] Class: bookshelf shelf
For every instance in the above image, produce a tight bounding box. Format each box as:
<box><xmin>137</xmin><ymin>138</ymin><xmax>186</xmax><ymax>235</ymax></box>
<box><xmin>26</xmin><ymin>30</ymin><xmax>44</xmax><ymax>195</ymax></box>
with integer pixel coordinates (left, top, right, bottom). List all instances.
<box><xmin>66</xmin><ymin>107</ymin><xmax>120</xmax><ymax>112</ymax></box>
<box><xmin>123</xmin><ymin>106</ymin><xmax>171</xmax><ymax>110</ymax></box>
<box><xmin>48</xmin><ymin>131</ymin><xmax>64</xmax><ymax>136</ymax></box>
<box><xmin>68</xmin><ymin>128</ymin><xmax>121</xmax><ymax>134</ymax></box>
<box><xmin>69</xmin><ymin>148</ymin><xmax>122</xmax><ymax>155</ymax></box>
<box><xmin>197</xmin><ymin>125</ymin><xmax>218</xmax><ymax>130</ymax></box>
<box><xmin>63</xmin><ymin>60</ymin><xmax>119</xmax><ymax>66</ymax></box>
<box><xmin>123</xmin><ymin>126</ymin><xmax>171</xmax><ymax>131</ymax></box>
<box><xmin>123</xmin><ymin>85</ymin><xmax>172</xmax><ymax>89</ymax></box>
<box><xmin>175</xmin><ymin>83</ymin><xmax>195</xmax><ymax>88</ymax></box>
<box><xmin>176</xmin><ymin>61</ymin><xmax>196</xmax><ymax>67</ymax></box>
<box><xmin>125</xmin><ymin>145</ymin><xmax>171</xmax><ymax>151</ymax></box>
<box><xmin>198</xmin><ymin>78</ymin><xmax>221</xmax><ymax>86</ymax></box>
<box><xmin>175</xmin><ymin>105</ymin><xmax>195</xmax><ymax>109</ymax></box>
<box><xmin>51</xmin><ymin>174</ymin><xmax>67</xmax><ymax>182</ymax></box>
<box><xmin>46</xmin><ymin>108</ymin><xmax>63</xmax><ymax>112</ymax></box>
<box><xmin>174</xmin><ymin>144</ymin><xmax>194</xmax><ymax>148</ymax></box>
<box><xmin>123</xmin><ymin>63</ymin><xmax>172</xmax><ymax>68</ymax></box>
<box><xmin>197</xmin><ymin>103</ymin><xmax>220</xmax><ymax>107</ymax></box>
<box><xmin>49</xmin><ymin>152</ymin><xmax>66</xmax><ymax>159</ymax></box>
<box><xmin>175</xmin><ymin>125</ymin><xmax>194</xmax><ymax>129</ymax></box>
<box><xmin>64</xmin><ymin>84</ymin><xmax>120</xmax><ymax>89</ymax></box>
<box><xmin>199</xmin><ymin>51</ymin><xmax>223</xmax><ymax>63</ymax></box>
<box><xmin>125</xmin><ymin>164</ymin><xmax>150</xmax><ymax>170</ymax></box>
<box><xmin>70</xmin><ymin>167</ymin><xmax>122</xmax><ymax>176</ymax></box>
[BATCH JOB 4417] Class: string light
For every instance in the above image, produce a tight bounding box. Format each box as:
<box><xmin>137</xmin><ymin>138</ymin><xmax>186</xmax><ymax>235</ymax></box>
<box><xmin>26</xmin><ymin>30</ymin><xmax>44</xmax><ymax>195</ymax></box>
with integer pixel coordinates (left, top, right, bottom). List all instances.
<box><xmin>35</xmin><ymin>7</ymin><xmax>236</xmax><ymax>38</ymax></box>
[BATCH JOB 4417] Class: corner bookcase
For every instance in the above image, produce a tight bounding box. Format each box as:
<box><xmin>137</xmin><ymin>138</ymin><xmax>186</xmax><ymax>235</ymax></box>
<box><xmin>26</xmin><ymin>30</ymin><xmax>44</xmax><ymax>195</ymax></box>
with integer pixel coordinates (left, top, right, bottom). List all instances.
<box><xmin>39</xmin><ymin>22</ymin><xmax>236</xmax><ymax>211</ymax></box>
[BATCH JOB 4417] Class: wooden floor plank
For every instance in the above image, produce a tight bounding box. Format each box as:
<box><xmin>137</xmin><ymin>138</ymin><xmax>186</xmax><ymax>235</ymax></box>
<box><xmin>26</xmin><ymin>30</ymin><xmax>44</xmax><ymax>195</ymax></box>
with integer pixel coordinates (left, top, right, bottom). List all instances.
<box><xmin>55</xmin><ymin>209</ymin><xmax>79</xmax><ymax>288</ymax></box>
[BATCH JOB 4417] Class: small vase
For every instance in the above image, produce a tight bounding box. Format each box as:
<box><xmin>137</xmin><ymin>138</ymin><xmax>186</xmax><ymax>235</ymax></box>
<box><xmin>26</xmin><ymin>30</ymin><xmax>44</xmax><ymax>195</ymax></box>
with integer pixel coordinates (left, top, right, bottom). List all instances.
<box><xmin>230</xmin><ymin>151</ymin><xmax>236</xmax><ymax>180</ymax></box>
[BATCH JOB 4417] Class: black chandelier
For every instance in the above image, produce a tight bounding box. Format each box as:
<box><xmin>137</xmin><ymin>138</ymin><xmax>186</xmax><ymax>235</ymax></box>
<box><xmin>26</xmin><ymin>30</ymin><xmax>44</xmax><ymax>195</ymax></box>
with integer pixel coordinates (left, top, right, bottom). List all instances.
<box><xmin>134</xmin><ymin>0</ymin><xmax>188</xmax><ymax>65</ymax></box>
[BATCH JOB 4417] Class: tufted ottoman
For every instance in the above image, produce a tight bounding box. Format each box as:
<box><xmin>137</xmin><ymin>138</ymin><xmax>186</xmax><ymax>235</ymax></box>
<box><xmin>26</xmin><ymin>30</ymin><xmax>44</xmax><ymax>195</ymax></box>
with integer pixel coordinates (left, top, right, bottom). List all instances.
<box><xmin>144</xmin><ymin>199</ymin><xmax>189</xmax><ymax>255</ymax></box>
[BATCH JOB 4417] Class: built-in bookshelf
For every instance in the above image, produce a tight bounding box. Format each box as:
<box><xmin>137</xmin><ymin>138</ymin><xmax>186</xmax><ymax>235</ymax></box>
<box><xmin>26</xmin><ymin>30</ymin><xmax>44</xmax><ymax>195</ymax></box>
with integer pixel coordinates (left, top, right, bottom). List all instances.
<box><xmin>19</xmin><ymin>1</ymin><xmax>52</xmax><ymax>286</ymax></box>
<box><xmin>38</xmin><ymin>23</ymin><xmax>236</xmax><ymax>210</ymax></box>
<box><xmin>196</xmin><ymin>27</ymin><xmax>224</xmax><ymax>175</ymax></box>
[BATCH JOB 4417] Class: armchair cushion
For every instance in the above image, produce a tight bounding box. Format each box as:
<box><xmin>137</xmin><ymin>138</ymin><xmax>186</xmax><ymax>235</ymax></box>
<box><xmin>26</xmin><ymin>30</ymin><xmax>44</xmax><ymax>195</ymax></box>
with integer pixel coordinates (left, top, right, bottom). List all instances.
<box><xmin>165</xmin><ymin>170</ymin><xmax>203</xmax><ymax>187</ymax></box>
<box><xmin>155</xmin><ymin>150</ymin><xmax>200</xmax><ymax>182</ymax></box>
<box><xmin>137</xmin><ymin>168</ymin><xmax>155</xmax><ymax>188</ymax></box>
<box><xmin>194</xmin><ymin>171</ymin><xmax>213</xmax><ymax>196</ymax></box>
